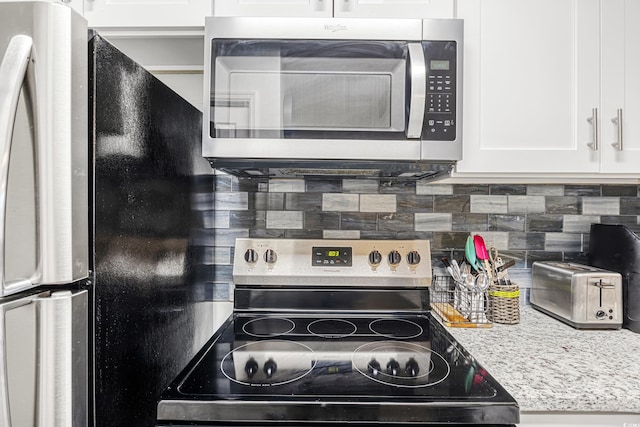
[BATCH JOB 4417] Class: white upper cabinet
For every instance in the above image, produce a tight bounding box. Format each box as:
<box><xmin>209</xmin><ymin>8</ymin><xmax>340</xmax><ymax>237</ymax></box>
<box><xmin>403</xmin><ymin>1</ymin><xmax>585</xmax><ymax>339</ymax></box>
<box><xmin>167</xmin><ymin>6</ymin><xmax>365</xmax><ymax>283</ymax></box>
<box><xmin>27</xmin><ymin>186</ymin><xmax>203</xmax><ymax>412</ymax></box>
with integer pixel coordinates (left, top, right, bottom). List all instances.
<box><xmin>213</xmin><ymin>0</ymin><xmax>332</xmax><ymax>17</ymax></box>
<box><xmin>83</xmin><ymin>0</ymin><xmax>212</xmax><ymax>27</ymax></box>
<box><xmin>456</xmin><ymin>0</ymin><xmax>601</xmax><ymax>174</ymax></box>
<box><xmin>600</xmin><ymin>0</ymin><xmax>640</xmax><ymax>173</ymax></box>
<box><xmin>213</xmin><ymin>0</ymin><xmax>454</xmax><ymax>18</ymax></box>
<box><xmin>334</xmin><ymin>0</ymin><xmax>454</xmax><ymax>18</ymax></box>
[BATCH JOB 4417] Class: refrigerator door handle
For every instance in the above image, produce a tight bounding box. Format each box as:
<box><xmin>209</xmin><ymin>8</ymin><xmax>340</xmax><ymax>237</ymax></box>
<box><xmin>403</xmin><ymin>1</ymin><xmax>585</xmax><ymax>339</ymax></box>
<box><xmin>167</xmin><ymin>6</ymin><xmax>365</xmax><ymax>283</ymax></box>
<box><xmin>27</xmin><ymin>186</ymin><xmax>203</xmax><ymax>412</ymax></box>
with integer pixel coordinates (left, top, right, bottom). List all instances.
<box><xmin>0</xmin><ymin>34</ymin><xmax>37</xmax><ymax>296</ymax></box>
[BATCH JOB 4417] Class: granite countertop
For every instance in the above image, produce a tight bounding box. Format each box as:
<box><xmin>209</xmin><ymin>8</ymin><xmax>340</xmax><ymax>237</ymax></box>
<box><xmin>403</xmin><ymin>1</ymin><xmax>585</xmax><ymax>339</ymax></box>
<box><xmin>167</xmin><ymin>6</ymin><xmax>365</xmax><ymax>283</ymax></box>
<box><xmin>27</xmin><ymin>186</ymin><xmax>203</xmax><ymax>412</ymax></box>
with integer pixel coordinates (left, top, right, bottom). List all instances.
<box><xmin>442</xmin><ymin>306</ymin><xmax>640</xmax><ymax>413</ymax></box>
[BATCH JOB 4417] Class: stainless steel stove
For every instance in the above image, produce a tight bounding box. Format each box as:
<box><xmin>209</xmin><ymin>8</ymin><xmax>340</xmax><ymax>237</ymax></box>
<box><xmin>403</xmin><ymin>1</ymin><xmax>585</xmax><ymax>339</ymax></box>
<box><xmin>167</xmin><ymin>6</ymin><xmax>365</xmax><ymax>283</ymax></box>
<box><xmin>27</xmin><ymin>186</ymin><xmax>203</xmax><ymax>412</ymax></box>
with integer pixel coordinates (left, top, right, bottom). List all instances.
<box><xmin>157</xmin><ymin>239</ymin><xmax>519</xmax><ymax>426</ymax></box>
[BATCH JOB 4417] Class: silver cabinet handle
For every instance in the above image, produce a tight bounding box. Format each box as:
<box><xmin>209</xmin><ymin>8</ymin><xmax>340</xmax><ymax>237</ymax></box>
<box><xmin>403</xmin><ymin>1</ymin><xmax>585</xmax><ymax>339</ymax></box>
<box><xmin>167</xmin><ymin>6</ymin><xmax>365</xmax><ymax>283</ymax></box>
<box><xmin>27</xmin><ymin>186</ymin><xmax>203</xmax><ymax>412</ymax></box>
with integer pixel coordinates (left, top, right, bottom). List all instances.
<box><xmin>0</xmin><ymin>35</ymin><xmax>36</xmax><ymax>297</ymax></box>
<box><xmin>587</xmin><ymin>108</ymin><xmax>599</xmax><ymax>151</ymax></box>
<box><xmin>406</xmin><ymin>43</ymin><xmax>426</xmax><ymax>139</ymax></box>
<box><xmin>611</xmin><ymin>108</ymin><xmax>623</xmax><ymax>151</ymax></box>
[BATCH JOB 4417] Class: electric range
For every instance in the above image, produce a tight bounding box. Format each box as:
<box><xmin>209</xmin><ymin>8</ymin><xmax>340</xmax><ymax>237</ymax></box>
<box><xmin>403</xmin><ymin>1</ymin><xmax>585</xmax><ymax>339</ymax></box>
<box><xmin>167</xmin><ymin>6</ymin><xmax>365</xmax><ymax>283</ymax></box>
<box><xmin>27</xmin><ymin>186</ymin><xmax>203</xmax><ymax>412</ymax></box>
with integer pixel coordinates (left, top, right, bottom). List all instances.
<box><xmin>157</xmin><ymin>239</ymin><xmax>519</xmax><ymax>426</ymax></box>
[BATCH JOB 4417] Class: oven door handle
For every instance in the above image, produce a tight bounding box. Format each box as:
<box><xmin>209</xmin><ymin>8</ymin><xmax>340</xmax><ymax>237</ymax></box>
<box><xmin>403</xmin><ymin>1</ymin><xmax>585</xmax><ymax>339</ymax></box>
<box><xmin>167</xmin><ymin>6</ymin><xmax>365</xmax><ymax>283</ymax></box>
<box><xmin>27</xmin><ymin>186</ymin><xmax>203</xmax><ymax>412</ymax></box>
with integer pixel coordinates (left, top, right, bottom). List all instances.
<box><xmin>406</xmin><ymin>42</ymin><xmax>426</xmax><ymax>139</ymax></box>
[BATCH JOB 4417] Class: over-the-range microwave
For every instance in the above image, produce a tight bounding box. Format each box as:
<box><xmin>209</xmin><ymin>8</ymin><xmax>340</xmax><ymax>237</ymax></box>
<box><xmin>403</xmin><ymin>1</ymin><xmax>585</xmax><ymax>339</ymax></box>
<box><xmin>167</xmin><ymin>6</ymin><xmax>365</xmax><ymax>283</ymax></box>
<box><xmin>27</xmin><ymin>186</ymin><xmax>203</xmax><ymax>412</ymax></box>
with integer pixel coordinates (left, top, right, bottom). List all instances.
<box><xmin>203</xmin><ymin>17</ymin><xmax>463</xmax><ymax>181</ymax></box>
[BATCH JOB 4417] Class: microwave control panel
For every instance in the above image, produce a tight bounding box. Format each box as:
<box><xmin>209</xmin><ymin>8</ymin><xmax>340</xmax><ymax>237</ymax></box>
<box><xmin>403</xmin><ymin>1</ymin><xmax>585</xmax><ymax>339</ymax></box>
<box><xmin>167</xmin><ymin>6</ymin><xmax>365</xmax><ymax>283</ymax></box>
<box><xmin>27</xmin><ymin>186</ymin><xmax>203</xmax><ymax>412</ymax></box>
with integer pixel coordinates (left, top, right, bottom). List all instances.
<box><xmin>422</xmin><ymin>41</ymin><xmax>457</xmax><ymax>141</ymax></box>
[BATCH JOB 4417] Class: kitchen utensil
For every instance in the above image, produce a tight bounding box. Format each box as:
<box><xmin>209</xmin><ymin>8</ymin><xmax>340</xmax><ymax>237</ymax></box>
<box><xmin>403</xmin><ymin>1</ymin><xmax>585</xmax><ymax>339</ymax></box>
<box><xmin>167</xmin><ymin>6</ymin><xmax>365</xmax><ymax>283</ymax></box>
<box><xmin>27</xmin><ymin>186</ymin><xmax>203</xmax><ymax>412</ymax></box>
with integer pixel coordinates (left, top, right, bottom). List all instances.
<box><xmin>465</xmin><ymin>236</ymin><xmax>481</xmax><ymax>272</ymax></box>
<box><xmin>473</xmin><ymin>235</ymin><xmax>493</xmax><ymax>281</ymax></box>
<box><xmin>441</xmin><ymin>257</ymin><xmax>462</xmax><ymax>282</ymax></box>
<box><xmin>470</xmin><ymin>272</ymin><xmax>490</xmax><ymax>323</ymax></box>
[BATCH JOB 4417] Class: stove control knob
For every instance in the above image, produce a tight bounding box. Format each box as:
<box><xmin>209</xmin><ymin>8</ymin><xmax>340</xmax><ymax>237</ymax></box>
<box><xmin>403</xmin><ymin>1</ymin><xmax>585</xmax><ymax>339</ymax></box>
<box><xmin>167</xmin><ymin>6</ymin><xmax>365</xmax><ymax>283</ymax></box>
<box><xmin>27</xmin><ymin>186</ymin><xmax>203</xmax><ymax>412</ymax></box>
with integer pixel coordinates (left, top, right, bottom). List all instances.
<box><xmin>264</xmin><ymin>249</ymin><xmax>278</xmax><ymax>264</ymax></box>
<box><xmin>386</xmin><ymin>358</ymin><xmax>400</xmax><ymax>377</ymax></box>
<box><xmin>405</xmin><ymin>358</ymin><xmax>420</xmax><ymax>378</ymax></box>
<box><xmin>368</xmin><ymin>250</ymin><xmax>382</xmax><ymax>266</ymax></box>
<box><xmin>406</xmin><ymin>250</ymin><xmax>421</xmax><ymax>266</ymax></box>
<box><xmin>245</xmin><ymin>358</ymin><xmax>259</xmax><ymax>379</ymax></box>
<box><xmin>244</xmin><ymin>248</ymin><xmax>259</xmax><ymax>264</ymax></box>
<box><xmin>388</xmin><ymin>250</ymin><xmax>402</xmax><ymax>266</ymax></box>
<box><xmin>368</xmin><ymin>359</ymin><xmax>381</xmax><ymax>377</ymax></box>
<box><xmin>263</xmin><ymin>359</ymin><xmax>278</xmax><ymax>378</ymax></box>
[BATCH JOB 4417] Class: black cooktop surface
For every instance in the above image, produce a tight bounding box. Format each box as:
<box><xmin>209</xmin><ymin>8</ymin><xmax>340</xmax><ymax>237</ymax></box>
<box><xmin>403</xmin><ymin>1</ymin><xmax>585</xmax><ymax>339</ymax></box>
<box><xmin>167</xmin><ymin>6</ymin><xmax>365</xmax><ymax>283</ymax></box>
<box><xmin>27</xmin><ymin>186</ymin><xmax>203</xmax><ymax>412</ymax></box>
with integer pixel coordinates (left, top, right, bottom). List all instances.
<box><xmin>158</xmin><ymin>313</ymin><xmax>519</xmax><ymax>425</ymax></box>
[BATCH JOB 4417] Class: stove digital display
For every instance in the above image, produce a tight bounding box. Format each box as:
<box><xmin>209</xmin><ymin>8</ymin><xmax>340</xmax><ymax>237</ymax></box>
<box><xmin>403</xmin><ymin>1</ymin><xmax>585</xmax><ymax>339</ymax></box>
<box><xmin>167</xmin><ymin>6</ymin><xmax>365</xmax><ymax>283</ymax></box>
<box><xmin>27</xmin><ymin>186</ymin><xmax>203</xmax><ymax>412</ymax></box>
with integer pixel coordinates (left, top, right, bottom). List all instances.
<box><xmin>312</xmin><ymin>247</ymin><xmax>352</xmax><ymax>267</ymax></box>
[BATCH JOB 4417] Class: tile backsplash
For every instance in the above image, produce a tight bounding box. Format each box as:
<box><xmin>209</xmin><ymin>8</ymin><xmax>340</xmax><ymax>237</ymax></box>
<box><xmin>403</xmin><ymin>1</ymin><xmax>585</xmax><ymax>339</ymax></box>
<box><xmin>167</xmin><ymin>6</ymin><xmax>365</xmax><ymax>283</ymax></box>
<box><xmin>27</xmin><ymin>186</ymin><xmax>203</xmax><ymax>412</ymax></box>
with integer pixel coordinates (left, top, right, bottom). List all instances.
<box><xmin>209</xmin><ymin>176</ymin><xmax>640</xmax><ymax>304</ymax></box>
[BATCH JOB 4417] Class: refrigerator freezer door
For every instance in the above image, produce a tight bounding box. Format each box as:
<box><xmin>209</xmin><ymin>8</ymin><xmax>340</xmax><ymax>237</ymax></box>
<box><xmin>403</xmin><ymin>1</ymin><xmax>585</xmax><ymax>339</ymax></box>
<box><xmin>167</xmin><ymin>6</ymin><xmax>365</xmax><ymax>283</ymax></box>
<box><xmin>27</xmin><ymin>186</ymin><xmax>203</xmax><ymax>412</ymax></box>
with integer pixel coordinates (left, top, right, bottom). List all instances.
<box><xmin>0</xmin><ymin>2</ymin><xmax>89</xmax><ymax>297</ymax></box>
<box><xmin>0</xmin><ymin>289</ymin><xmax>88</xmax><ymax>427</ymax></box>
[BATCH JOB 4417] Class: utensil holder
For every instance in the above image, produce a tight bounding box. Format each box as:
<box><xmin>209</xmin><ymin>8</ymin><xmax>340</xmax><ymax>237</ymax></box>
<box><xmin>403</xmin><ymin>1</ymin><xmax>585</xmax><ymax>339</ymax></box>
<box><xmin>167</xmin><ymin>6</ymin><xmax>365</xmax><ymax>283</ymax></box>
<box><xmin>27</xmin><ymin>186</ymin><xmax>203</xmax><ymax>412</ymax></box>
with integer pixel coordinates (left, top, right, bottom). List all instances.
<box><xmin>488</xmin><ymin>283</ymin><xmax>520</xmax><ymax>324</ymax></box>
<box><xmin>431</xmin><ymin>275</ymin><xmax>492</xmax><ymax>328</ymax></box>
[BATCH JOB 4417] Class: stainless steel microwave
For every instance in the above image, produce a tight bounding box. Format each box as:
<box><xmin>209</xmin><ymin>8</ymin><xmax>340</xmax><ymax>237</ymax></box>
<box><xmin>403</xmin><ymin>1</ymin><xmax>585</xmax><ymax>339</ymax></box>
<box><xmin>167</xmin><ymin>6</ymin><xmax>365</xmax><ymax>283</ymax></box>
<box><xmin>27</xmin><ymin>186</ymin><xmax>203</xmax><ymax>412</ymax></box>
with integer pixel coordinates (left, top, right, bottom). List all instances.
<box><xmin>203</xmin><ymin>17</ymin><xmax>463</xmax><ymax>181</ymax></box>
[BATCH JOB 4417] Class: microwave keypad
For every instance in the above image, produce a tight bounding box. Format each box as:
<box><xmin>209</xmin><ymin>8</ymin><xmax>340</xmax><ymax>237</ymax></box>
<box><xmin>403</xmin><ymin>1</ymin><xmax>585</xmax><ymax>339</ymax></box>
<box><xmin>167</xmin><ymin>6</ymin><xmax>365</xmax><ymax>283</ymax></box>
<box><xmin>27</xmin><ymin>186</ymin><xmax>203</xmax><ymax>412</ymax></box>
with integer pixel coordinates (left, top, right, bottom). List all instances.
<box><xmin>422</xmin><ymin>41</ymin><xmax>457</xmax><ymax>141</ymax></box>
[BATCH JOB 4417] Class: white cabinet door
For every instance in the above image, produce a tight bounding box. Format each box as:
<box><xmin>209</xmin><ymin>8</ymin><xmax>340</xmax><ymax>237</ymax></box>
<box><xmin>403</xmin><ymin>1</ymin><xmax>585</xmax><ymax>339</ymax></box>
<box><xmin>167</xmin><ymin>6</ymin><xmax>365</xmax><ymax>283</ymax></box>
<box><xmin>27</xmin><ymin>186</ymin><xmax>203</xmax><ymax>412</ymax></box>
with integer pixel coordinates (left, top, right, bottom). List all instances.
<box><xmin>456</xmin><ymin>0</ymin><xmax>601</xmax><ymax>174</ymax></box>
<box><xmin>600</xmin><ymin>0</ymin><xmax>640</xmax><ymax>173</ymax></box>
<box><xmin>213</xmin><ymin>0</ymin><xmax>332</xmax><ymax>17</ymax></box>
<box><xmin>84</xmin><ymin>0</ymin><xmax>211</xmax><ymax>27</ymax></box>
<box><xmin>333</xmin><ymin>0</ymin><xmax>454</xmax><ymax>18</ymax></box>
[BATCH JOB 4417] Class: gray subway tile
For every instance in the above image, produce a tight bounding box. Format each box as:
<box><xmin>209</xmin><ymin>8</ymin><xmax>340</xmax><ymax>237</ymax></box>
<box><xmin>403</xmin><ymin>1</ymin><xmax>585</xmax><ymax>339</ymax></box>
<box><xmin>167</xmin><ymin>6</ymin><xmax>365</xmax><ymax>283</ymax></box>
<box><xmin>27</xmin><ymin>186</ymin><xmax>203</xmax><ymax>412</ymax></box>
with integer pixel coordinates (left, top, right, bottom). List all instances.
<box><xmin>266</xmin><ymin>211</ymin><xmax>303</xmax><ymax>229</ymax></box>
<box><xmin>434</xmin><ymin>195</ymin><xmax>471</xmax><ymax>213</ymax></box>
<box><xmin>306</xmin><ymin>180</ymin><xmax>342</xmax><ymax>193</ymax></box>
<box><xmin>360</xmin><ymin>194</ymin><xmax>397</xmax><ymax>213</ymax></box>
<box><xmin>360</xmin><ymin>231</ymin><xmax>399</xmax><ymax>239</ymax></box>
<box><xmin>546</xmin><ymin>196</ymin><xmax>580</xmax><ymax>214</ymax></box>
<box><xmin>489</xmin><ymin>184</ymin><xmax>526</xmax><ymax>195</ymax></box>
<box><xmin>452</xmin><ymin>213</ymin><xmax>488</xmax><ymax>232</ymax></box>
<box><xmin>489</xmin><ymin>214</ymin><xmax>525</xmax><ymax>232</ymax></box>
<box><xmin>397</xmin><ymin>194</ymin><xmax>434</xmax><ymax>213</ymax></box>
<box><xmin>379</xmin><ymin>213</ymin><xmax>415</xmax><ymax>232</ymax></box>
<box><xmin>416</xmin><ymin>183</ymin><xmax>453</xmax><ymax>195</ymax></box>
<box><xmin>470</xmin><ymin>195</ymin><xmax>508</xmax><ymax>214</ymax></box>
<box><xmin>397</xmin><ymin>231</ymin><xmax>434</xmax><ymax>240</ymax></box>
<box><xmin>304</xmin><ymin>212</ymin><xmax>341</xmax><ymax>230</ymax></box>
<box><xmin>251</xmin><ymin>193</ymin><xmax>285</xmax><ymax>210</ymax></box>
<box><xmin>285</xmin><ymin>193</ymin><xmax>322</xmax><ymax>211</ymax></box>
<box><xmin>601</xmin><ymin>215</ymin><xmax>640</xmax><ymax>232</ymax></box>
<box><xmin>453</xmin><ymin>184</ymin><xmax>489</xmax><ymax>195</ymax></box>
<box><xmin>563</xmin><ymin>215</ymin><xmax>600</xmax><ymax>233</ymax></box>
<box><xmin>432</xmin><ymin>232</ymin><xmax>469</xmax><ymax>251</ymax></box>
<box><xmin>269</xmin><ymin>179</ymin><xmax>305</xmax><ymax>193</ymax></box>
<box><xmin>324</xmin><ymin>230</ymin><xmax>360</xmax><ymax>239</ymax></box>
<box><xmin>341</xmin><ymin>213</ymin><xmax>377</xmax><ymax>230</ymax></box>
<box><xmin>234</xmin><ymin>177</ymin><xmax>261</xmax><ymax>192</ymax></box>
<box><xmin>213</xmin><ymin>228</ymin><xmax>250</xmax><ymax>246</ymax></box>
<box><xmin>527</xmin><ymin>185</ymin><xmax>564</xmax><ymax>196</ymax></box>
<box><xmin>285</xmin><ymin>230</ymin><xmax>324</xmax><ymax>239</ymax></box>
<box><xmin>565</xmin><ymin>185</ymin><xmax>601</xmax><ymax>196</ymax></box>
<box><xmin>620</xmin><ymin>197</ymin><xmax>640</xmax><ymax>215</ymax></box>
<box><xmin>323</xmin><ymin>193</ymin><xmax>359</xmax><ymax>212</ymax></box>
<box><xmin>508</xmin><ymin>196</ymin><xmax>545</xmax><ymax>214</ymax></box>
<box><xmin>229</xmin><ymin>211</ymin><xmax>266</xmax><ymax>229</ymax></box>
<box><xmin>249</xmin><ymin>229</ymin><xmax>285</xmax><ymax>238</ymax></box>
<box><xmin>415</xmin><ymin>213</ymin><xmax>452</xmax><ymax>231</ymax></box>
<box><xmin>214</xmin><ymin>192</ymin><xmax>249</xmax><ymax>210</ymax></box>
<box><xmin>380</xmin><ymin>180</ymin><xmax>416</xmax><ymax>194</ymax></box>
<box><xmin>582</xmin><ymin>197</ymin><xmax>620</xmax><ymax>215</ymax></box>
<box><xmin>545</xmin><ymin>232</ymin><xmax>582</xmax><ymax>252</ymax></box>
<box><xmin>526</xmin><ymin>214</ymin><xmax>563</xmax><ymax>232</ymax></box>
<box><xmin>602</xmin><ymin>185</ymin><xmax>638</xmax><ymax>197</ymax></box>
<box><xmin>342</xmin><ymin>179</ymin><xmax>379</xmax><ymax>193</ymax></box>
<box><xmin>509</xmin><ymin>232</ymin><xmax>545</xmax><ymax>251</ymax></box>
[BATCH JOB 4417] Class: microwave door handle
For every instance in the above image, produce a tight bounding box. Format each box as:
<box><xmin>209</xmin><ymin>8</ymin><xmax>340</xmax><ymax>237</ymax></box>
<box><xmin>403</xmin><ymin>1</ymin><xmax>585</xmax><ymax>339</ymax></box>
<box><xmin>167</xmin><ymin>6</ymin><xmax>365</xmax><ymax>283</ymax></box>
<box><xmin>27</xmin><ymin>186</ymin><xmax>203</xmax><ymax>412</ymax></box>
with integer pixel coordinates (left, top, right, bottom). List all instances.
<box><xmin>0</xmin><ymin>35</ymin><xmax>36</xmax><ymax>297</ymax></box>
<box><xmin>406</xmin><ymin>42</ymin><xmax>426</xmax><ymax>139</ymax></box>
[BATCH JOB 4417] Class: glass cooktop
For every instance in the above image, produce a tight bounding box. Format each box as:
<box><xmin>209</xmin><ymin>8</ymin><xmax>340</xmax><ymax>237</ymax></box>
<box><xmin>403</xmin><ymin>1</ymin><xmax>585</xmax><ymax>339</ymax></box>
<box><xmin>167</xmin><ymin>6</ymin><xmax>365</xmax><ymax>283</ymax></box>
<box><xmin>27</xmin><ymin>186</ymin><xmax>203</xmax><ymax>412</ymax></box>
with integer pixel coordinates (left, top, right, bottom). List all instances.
<box><xmin>158</xmin><ymin>313</ymin><xmax>519</xmax><ymax>425</ymax></box>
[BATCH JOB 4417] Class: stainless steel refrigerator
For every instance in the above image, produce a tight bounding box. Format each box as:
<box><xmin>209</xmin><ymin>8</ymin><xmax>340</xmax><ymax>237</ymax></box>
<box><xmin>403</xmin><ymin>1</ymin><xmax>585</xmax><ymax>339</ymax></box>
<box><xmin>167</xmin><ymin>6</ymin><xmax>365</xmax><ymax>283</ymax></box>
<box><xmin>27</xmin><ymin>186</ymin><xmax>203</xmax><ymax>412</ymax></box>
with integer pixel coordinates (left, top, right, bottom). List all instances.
<box><xmin>0</xmin><ymin>2</ymin><xmax>214</xmax><ymax>426</ymax></box>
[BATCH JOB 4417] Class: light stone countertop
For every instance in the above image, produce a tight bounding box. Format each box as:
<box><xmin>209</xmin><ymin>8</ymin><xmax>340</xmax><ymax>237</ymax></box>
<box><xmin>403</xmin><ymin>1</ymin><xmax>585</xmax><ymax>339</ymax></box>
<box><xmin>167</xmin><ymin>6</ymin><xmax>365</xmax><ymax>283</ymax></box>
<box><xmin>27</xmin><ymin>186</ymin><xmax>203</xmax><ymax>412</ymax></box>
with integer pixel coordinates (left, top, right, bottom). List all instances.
<box><xmin>441</xmin><ymin>306</ymin><xmax>640</xmax><ymax>413</ymax></box>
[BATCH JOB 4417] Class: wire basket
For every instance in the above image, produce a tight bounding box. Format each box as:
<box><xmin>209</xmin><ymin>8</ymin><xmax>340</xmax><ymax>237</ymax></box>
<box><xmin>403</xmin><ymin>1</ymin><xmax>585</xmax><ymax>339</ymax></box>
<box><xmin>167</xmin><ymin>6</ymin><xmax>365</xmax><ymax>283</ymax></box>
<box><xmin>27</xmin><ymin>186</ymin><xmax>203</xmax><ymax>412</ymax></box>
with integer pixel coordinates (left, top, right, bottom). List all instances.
<box><xmin>431</xmin><ymin>275</ymin><xmax>492</xmax><ymax>328</ymax></box>
<box><xmin>487</xmin><ymin>283</ymin><xmax>520</xmax><ymax>324</ymax></box>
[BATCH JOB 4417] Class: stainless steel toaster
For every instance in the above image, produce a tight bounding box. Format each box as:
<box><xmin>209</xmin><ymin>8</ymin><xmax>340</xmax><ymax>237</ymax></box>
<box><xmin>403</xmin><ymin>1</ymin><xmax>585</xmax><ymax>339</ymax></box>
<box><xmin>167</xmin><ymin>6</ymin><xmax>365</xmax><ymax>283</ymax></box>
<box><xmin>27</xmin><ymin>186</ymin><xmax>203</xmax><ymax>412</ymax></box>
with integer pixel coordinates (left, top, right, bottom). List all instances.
<box><xmin>531</xmin><ymin>262</ymin><xmax>622</xmax><ymax>329</ymax></box>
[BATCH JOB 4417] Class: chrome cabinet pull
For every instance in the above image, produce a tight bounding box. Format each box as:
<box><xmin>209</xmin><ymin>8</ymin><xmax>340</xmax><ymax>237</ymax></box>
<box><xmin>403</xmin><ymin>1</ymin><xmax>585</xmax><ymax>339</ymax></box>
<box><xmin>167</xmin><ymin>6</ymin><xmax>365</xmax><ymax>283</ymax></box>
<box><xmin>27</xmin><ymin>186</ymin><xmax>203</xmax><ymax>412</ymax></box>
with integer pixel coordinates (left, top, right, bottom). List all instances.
<box><xmin>611</xmin><ymin>108</ymin><xmax>623</xmax><ymax>151</ymax></box>
<box><xmin>587</xmin><ymin>108</ymin><xmax>599</xmax><ymax>151</ymax></box>
<box><xmin>406</xmin><ymin>43</ymin><xmax>426</xmax><ymax>139</ymax></box>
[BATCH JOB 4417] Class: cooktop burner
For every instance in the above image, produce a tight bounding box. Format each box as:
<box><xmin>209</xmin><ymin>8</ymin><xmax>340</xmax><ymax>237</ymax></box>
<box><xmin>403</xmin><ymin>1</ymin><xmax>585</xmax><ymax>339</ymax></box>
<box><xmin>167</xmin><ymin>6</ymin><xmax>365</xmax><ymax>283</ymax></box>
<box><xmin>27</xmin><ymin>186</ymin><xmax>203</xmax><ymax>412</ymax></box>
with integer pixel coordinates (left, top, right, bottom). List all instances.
<box><xmin>242</xmin><ymin>317</ymin><xmax>295</xmax><ymax>337</ymax></box>
<box><xmin>307</xmin><ymin>318</ymin><xmax>357</xmax><ymax>338</ymax></box>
